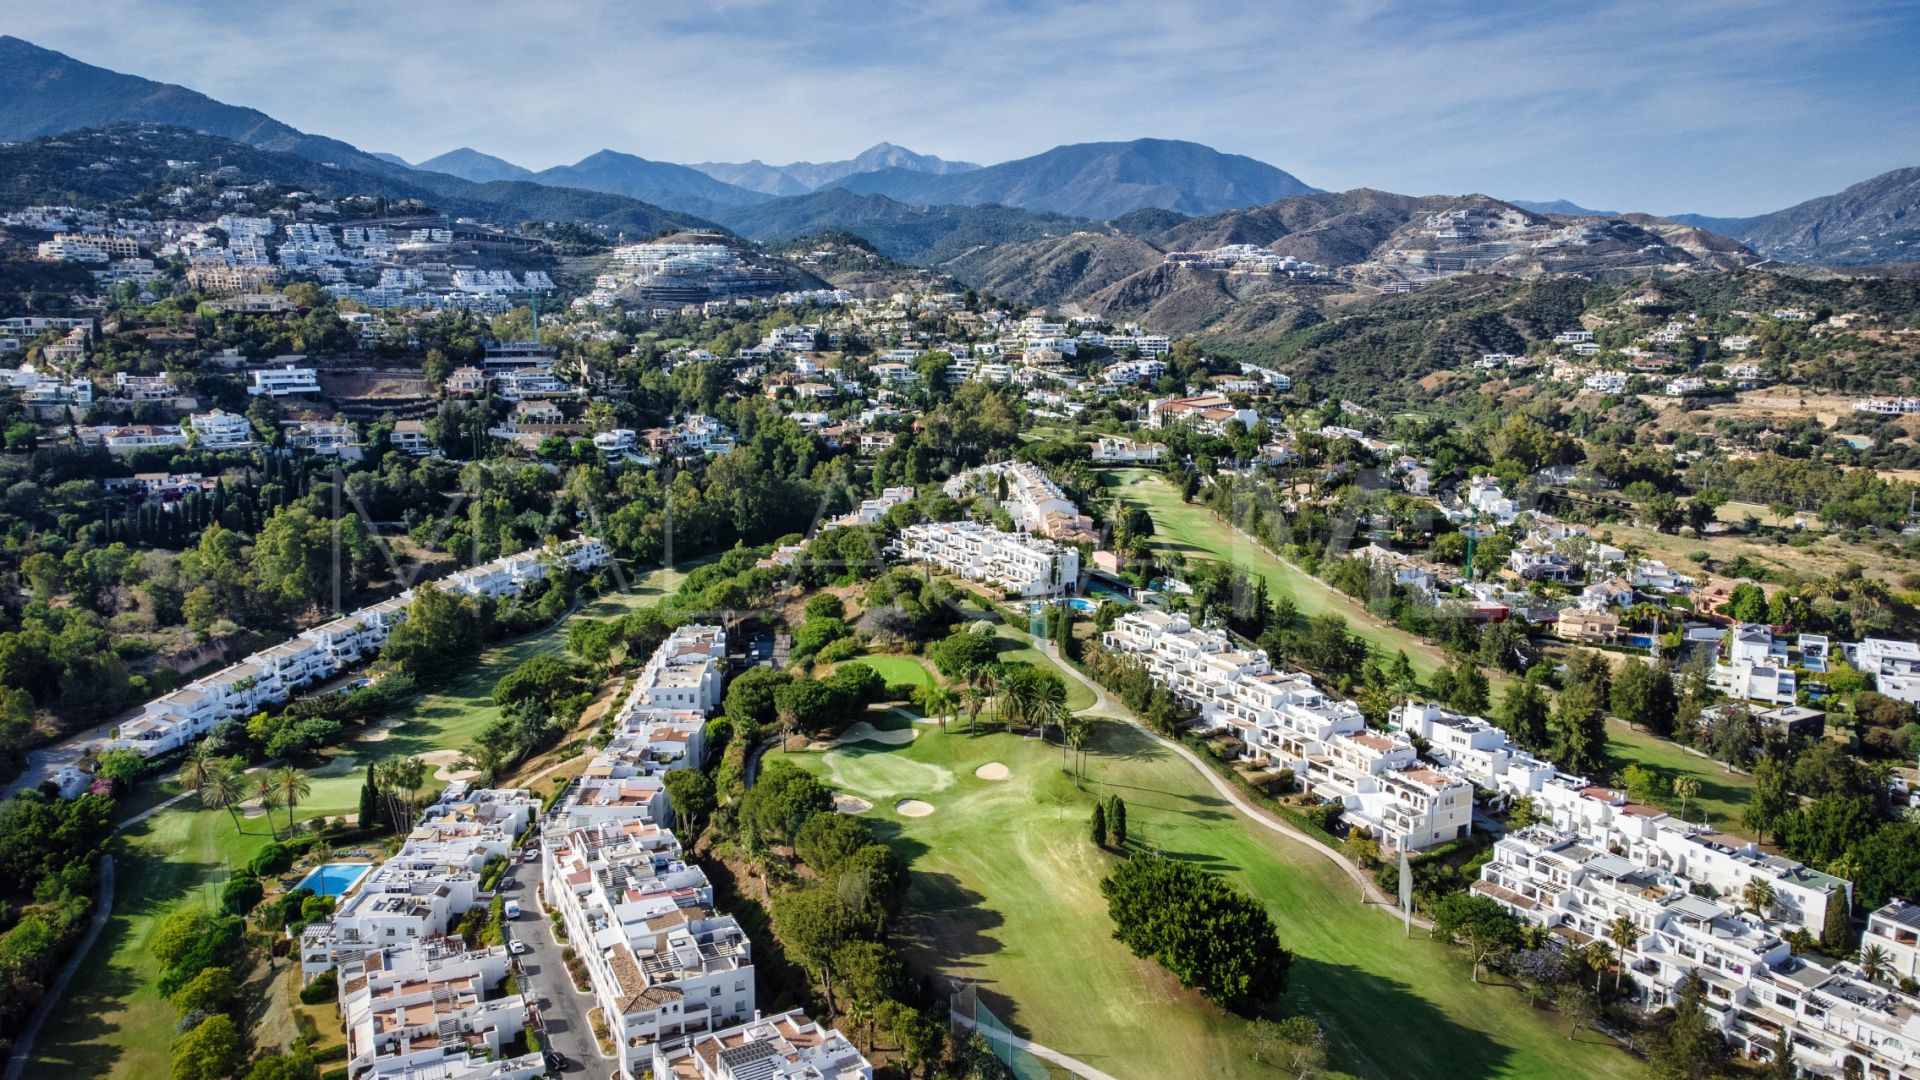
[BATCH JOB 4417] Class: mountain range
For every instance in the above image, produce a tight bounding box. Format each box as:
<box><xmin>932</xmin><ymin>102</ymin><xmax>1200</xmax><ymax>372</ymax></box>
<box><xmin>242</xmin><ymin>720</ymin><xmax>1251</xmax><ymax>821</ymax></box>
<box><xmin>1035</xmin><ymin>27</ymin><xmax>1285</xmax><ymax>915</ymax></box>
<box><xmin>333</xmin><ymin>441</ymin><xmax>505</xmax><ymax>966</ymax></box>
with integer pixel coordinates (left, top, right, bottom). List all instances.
<box><xmin>832</xmin><ymin>139</ymin><xmax>1319</xmax><ymax>219</ymax></box>
<box><xmin>692</xmin><ymin>143</ymin><xmax>980</xmax><ymax>196</ymax></box>
<box><xmin>0</xmin><ymin>34</ymin><xmax>1913</xmax><ymax>270</ymax></box>
<box><xmin>1667</xmin><ymin>166</ymin><xmax>1920</xmax><ymax>266</ymax></box>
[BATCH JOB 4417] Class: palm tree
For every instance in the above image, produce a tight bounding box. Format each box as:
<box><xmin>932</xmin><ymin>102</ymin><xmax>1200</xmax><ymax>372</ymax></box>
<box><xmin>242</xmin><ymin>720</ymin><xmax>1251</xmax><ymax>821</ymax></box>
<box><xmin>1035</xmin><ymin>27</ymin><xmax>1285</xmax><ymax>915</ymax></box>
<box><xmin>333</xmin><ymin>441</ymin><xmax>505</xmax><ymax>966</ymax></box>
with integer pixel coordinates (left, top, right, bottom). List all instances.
<box><xmin>1065</xmin><ymin>720</ymin><xmax>1090</xmax><ymax>779</ymax></box>
<box><xmin>1607</xmin><ymin>915</ymin><xmax>1642</xmax><ymax>995</ymax></box>
<box><xmin>1743</xmin><ymin>878</ymin><xmax>1777</xmax><ymax>920</ymax></box>
<box><xmin>1671</xmin><ymin>776</ymin><xmax>1699</xmax><ymax>822</ymax></box>
<box><xmin>252</xmin><ymin>774</ymin><xmax>284</xmax><ymax>839</ymax></box>
<box><xmin>1858</xmin><ymin>944</ymin><xmax>1890</xmax><ymax>984</ymax></box>
<box><xmin>1585</xmin><ymin>940</ymin><xmax>1614</xmax><ymax>995</ymax></box>
<box><xmin>181</xmin><ymin>740</ymin><xmax>220</xmax><ymax>794</ymax></box>
<box><xmin>198</xmin><ymin>759</ymin><xmax>247</xmax><ymax>833</ymax></box>
<box><xmin>971</xmin><ymin>667</ymin><xmax>1002</xmax><ymax>733</ymax></box>
<box><xmin>392</xmin><ymin>757</ymin><xmax>427</xmax><ymax>826</ymax></box>
<box><xmin>274</xmin><ymin>765</ymin><xmax>312</xmax><ymax>835</ymax></box>
<box><xmin>1520</xmin><ymin>923</ymin><xmax>1551</xmax><ymax>952</ymax></box>
<box><xmin>1033</xmin><ymin>678</ymin><xmax>1070</xmax><ymax>752</ymax></box>
<box><xmin>921</xmin><ymin>684</ymin><xmax>954</xmax><ymax>733</ymax></box>
<box><xmin>959</xmin><ymin>687</ymin><xmax>985</xmax><ymax>736</ymax></box>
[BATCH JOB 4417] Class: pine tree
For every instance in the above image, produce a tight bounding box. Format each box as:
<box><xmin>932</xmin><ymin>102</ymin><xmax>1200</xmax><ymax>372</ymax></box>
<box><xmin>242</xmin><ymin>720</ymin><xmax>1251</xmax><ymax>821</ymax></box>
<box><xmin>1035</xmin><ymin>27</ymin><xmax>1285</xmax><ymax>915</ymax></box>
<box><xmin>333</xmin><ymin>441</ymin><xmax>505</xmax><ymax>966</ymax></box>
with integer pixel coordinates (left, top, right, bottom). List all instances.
<box><xmin>1091</xmin><ymin>802</ymin><xmax>1108</xmax><ymax>847</ymax></box>
<box><xmin>1108</xmin><ymin>795</ymin><xmax>1127</xmax><ymax>847</ymax></box>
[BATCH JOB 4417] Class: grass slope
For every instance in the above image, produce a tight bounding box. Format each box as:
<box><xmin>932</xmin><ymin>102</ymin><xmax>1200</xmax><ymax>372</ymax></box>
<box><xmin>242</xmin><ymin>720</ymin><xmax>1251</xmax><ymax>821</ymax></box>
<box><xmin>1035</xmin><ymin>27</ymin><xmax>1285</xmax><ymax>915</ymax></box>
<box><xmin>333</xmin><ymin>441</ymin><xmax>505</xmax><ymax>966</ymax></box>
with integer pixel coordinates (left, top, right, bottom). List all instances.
<box><xmin>30</xmin><ymin>567</ymin><xmax>690</xmax><ymax>1077</ymax></box>
<box><xmin>1097</xmin><ymin>469</ymin><xmax>1756</xmax><ymax>833</ymax></box>
<box><xmin>790</xmin><ymin>721</ymin><xmax>1634</xmax><ymax>1080</ymax></box>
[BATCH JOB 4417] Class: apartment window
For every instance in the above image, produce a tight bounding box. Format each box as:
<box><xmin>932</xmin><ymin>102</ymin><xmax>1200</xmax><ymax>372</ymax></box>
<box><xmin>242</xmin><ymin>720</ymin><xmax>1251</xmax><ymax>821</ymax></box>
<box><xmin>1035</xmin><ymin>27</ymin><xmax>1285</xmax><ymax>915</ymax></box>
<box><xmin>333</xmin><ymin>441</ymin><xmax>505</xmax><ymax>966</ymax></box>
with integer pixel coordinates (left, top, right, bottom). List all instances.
<box><xmin>711</xmin><ymin>986</ymin><xmax>721</xmax><ymax>997</ymax></box>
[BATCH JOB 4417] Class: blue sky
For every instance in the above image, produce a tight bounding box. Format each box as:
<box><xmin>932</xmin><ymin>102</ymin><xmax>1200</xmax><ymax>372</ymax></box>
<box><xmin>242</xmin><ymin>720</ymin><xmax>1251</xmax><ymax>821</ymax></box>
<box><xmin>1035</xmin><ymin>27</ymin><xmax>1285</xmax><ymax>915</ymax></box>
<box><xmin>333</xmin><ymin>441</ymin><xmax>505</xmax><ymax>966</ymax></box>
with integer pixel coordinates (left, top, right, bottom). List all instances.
<box><xmin>11</xmin><ymin>0</ymin><xmax>1920</xmax><ymax>215</ymax></box>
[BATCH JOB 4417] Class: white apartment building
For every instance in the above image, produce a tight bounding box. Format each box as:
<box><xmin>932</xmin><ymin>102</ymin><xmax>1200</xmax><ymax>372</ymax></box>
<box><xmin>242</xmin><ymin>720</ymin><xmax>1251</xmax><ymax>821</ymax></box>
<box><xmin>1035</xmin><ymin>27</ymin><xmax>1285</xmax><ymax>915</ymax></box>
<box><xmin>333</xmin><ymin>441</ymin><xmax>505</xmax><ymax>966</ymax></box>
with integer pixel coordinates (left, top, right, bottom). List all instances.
<box><xmin>1091</xmin><ymin>435</ymin><xmax>1167</xmax><ymax>464</ymax></box>
<box><xmin>632</xmin><ymin>625</ymin><xmax>728</xmax><ymax>715</ymax></box>
<box><xmin>1864</xmin><ymin>901</ymin><xmax>1920</xmax><ymax>983</ymax></box>
<box><xmin>337</xmin><ymin>937</ymin><xmax>544</xmax><ymax>1080</ymax></box>
<box><xmin>189</xmin><ymin>409</ymin><xmax>255</xmax><ymax>449</ymax></box>
<box><xmin>1711</xmin><ymin>623</ymin><xmax>1799</xmax><ymax>707</ymax></box>
<box><xmin>302</xmin><ymin>785</ymin><xmax>536</xmax><ymax>978</ymax></box>
<box><xmin>894</xmin><ymin>521</ymin><xmax>1078</xmax><ymax>598</ymax></box>
<box><xmin>1846</xmin><ymin>638</ymin><xmax>1920</xmax><ymax>704</ymax></box>
<box><xmin>824</xmin><ymin>486</ymin><xmax>915</xmax><ymax>531</ymax></box>
<box><xmin>390</xmin><ymin>420</ymin><xmax>433</xmax><ymax>456</ymax></box>
<box><xmin>1100</xmin><ymin>610</ymin><xmax>1472</xmax><ymax>851</ymax></box>
<box><xmin>651</xmin><ymin>1010</ymin><xmax>872</xmax><ymax>1080</ymax></box>
<box><xmin>1146</xmin><ymin>394</ymin><xmax>1258</xmax><ymax>434</ymax></box>
<box><xmin>945</xmin><ymin>462</ymin><xmax>1097</xmax><ymax>543</ymax></box>
<box><xmin>1477</xmin><ymin>826</ymin><xmax>1897</xmax><ymax>1078</ymax></box>
<box><xmin>248</xmin><ymin>363</ymin><xmax>322</xmax><ymax>396</ymax></box>
<box><xmin>544</xmin><ymin>811</ymin><xmax>753</xmax><ymax>1079</ymax></box>
<box><xmin>104</xmin><ymin>540</ymin><xmax>611</xmax><ymax>761</ymax></box>
<box><xmin>1465</xmin><ymin>476</ymin><xmax>1519</xmax><ymax>525</ymax></box>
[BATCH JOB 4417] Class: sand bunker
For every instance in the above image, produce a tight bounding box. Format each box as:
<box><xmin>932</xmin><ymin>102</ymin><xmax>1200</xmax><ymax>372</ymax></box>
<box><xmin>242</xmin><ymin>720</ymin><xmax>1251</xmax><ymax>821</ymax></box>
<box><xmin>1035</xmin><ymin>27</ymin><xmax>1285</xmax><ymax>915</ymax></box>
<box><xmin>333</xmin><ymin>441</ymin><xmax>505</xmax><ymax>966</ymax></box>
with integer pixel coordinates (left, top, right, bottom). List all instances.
<box><xmin>835</xmin><ymin>722</ymin><xmax>917</xmax><ymax>747</ymax></box>
<box><xmin>894</xmin><ymin>799</ymin><xmax>935</xmax><ymax>818</ymax></box>
<box><xmin>419</xmin><ymin>749</ymin><xmax>480</xmax><ymax>783</ymax></box>
<box><xmin>833</xmin><ymin>794</ymin><xmax>873</xmax><ymax>814</ymax></box>
<box><xmin>239</xmin><ymin>798</ymin><xmax>271</xmax><ymax>818</ymax></box>
<box><xmin>974</xmin><ymin>762</ymin><xmax>1011</xmax><ymax>781</ymax></box>
<box><xmin>356</xmin><ymin>718</ymin><xmax>403</xmax><ymax>743</ymax></box>
<box><xmin>313</xmin><ymin>755</ymin><xmax>359</xmax><ymax>776</ymax></box>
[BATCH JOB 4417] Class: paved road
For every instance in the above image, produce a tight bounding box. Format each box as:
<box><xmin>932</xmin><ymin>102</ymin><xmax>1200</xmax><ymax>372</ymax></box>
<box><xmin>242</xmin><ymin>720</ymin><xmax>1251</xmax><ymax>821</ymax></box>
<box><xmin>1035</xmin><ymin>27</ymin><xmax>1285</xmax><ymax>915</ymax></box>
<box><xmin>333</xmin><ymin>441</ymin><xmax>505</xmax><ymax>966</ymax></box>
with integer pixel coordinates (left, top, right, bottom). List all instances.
<box><xmin>954</xmin><ymin>1011</ymin><xmax>1125</xmax><ymax>1080</ymax></box>
<box><xmin>2</xmin><ymin>854</ymin><xmax>115</xmax><ymax>1080</ymax></box>
<box><xmin>501</xmin><ymin>868</ymin><xmax>603</xmax><ymax>1075</ymax></box>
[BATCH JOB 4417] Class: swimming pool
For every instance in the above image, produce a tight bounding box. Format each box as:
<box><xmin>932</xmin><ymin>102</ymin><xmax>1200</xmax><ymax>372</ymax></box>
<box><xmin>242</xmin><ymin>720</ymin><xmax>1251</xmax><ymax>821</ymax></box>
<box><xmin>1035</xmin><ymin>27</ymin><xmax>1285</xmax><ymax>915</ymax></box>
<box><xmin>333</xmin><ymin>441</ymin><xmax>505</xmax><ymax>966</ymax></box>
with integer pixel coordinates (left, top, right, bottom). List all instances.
<box><xmin>1065</xmin><ymin>597</ymin><xmax>1099</xmax><ymax>612</ymax></box>
<box><xmin>295</xmin><ymin>862</ymin><xmax>372</xmax><ymax>898</ymax></box>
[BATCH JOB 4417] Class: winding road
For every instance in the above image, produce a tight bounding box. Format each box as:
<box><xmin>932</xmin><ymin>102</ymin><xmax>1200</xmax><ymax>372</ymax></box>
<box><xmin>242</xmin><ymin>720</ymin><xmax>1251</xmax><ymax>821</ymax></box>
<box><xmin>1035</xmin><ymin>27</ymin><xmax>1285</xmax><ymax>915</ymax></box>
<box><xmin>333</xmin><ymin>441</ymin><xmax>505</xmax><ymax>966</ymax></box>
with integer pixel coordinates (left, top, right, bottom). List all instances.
<box><xmin>1038</xmin><ymin>639</ymin><xmax>1426</xmax><ymax>926</ymax></box>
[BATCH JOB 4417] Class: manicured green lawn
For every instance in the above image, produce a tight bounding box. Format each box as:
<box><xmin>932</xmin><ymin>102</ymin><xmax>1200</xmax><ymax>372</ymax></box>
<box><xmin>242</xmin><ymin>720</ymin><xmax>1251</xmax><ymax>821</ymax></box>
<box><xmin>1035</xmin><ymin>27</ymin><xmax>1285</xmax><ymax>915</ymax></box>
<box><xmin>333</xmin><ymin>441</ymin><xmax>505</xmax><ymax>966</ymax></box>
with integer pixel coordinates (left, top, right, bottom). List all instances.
<box><xmin>1605</xmin><ymin>718</ymin><xmax>1754</xmax><ymax>834</ymax></box>
<box><xmin>851</xmin><ymin>654</ymin><xmax>936</xmax><ymax>689</ymax></box>
<box><xmin>791</xmin><ymin>723</ymin><xmax>1635</xmax><ymax>1080</ymax></box>
<box><xmin>31</xmin><ymin>567</ymin><xmax>691</xmax><ymax>1078</ymax></box>
<box><xmin>1099</xmin><ymin>468</ymin><xmax>1757</xmax><ymax>837</ymax></box>
<box><xmin>1098</xmin><ymin>469</ymin><xmax>1459</xmax><ymax>681</ymax></box>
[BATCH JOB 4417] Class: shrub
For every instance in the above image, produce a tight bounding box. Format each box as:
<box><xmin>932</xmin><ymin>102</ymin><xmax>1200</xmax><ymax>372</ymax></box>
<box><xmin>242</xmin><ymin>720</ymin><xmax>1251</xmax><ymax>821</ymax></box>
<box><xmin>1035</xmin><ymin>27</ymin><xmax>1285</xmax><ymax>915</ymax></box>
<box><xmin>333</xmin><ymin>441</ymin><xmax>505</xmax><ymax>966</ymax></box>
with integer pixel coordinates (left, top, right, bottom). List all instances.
<box><xmin>219</xmin><ymin>875</ymin><xmax>264</xmax><ymax>916</ymax></box>
<box><xmin>247</xmin><ymin>842</ymin><xmax>295</xmax><ymax>877</ymax></box>
<box><xmin>1100</xmin><ymin>855</ymin><xmax>1291</xmax><ymax>1012</ymax></box>
<box><xmin>299</xmin><ymin>968</ymin><xmax>338</xmax><ymax>1004</ymax></box>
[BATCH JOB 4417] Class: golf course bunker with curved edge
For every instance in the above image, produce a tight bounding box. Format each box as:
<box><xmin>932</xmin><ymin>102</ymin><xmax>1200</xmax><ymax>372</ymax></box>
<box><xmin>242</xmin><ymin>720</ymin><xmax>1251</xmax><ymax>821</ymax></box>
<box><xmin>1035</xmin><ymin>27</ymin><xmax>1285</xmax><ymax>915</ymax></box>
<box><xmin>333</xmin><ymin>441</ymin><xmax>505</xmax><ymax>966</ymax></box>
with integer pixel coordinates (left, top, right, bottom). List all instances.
<box><xmin>419</xmin><ymin>748</ymin><xmax>480</xmax><ymax>783</ymax></box>
<box><xmin>974</xmin><ymin>762</ymin><xmax>1011</xmax><ymax>781</ymax></box>
<box><xmin>834</xmin><ymin>794</ymin><xmax>873</xmax><ymax>814</ymax></box>
<box><xmin>893</xmin><ymin>799</ymin><xmax>935</xmax><ymax>818</ymax></box>
<box><xmin>836</xmin><ymin>721</ymin><xmax>917</xmax><ymax>747</ymax></box>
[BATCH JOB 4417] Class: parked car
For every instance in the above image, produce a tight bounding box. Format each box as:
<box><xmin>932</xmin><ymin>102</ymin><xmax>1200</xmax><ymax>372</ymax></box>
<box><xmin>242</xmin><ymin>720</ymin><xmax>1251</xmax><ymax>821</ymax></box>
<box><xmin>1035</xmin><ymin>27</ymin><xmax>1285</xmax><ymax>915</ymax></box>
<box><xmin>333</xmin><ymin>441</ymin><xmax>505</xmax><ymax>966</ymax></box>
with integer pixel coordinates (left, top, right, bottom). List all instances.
<box><xmin>509</xmin><ymin>939</ymin><xmax>528</xmax><ymax>956</ymax></box>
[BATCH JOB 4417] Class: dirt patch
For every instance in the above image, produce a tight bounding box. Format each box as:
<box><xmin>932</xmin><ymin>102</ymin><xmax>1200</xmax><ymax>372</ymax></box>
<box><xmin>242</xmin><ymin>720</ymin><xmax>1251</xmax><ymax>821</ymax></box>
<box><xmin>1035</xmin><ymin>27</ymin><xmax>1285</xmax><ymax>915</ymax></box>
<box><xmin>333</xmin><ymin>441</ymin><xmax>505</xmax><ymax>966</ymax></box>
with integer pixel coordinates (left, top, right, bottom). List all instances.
<box><xmin>974</xmin><ymin>762</ymin><xmax>1011</xmax><ymax>781</ymax></box>
<box><xmin>833</xmin><ymin>794</ymin><xmax>872</xmax><ymax>814</ymax></box>
<box><xmin>894</xmin><ymin>799</ymin><xmax>935</xmax><ymax>818</ymax></box>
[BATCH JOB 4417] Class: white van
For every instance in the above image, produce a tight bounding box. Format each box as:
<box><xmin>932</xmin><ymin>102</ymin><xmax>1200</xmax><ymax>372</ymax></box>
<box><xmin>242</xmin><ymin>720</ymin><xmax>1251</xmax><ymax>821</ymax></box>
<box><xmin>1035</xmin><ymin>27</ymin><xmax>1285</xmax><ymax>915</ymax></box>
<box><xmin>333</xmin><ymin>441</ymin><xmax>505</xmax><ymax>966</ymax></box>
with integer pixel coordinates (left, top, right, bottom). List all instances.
<box><xmin>504</xmin><ymin>900</ymin><xmax>522</xmax><ymax>919</ymax></box>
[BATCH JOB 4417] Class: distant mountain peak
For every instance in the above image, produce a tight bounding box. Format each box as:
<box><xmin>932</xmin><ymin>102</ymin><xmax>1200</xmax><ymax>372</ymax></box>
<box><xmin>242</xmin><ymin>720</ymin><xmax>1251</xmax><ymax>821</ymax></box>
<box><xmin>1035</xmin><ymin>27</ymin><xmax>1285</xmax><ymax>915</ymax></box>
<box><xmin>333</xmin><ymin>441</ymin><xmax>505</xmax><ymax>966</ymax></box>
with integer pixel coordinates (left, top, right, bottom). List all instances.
<box><xmin>832</xmin><ymin>137</ymin><xmax>1319</xmax><ymax>219</ymax></box>
<box><xmin>415</xmin><ymin>146</ymin><xmax>530</xmax><ymax>183</ymax></box>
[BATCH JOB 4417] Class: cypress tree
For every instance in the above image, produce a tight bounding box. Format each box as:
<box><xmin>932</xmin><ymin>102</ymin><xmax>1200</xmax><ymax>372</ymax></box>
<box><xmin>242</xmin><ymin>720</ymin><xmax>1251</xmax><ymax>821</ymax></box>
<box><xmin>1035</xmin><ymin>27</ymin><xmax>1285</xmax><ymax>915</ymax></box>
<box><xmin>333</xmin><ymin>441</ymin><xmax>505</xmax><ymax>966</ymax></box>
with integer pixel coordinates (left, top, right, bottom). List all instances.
<box><xmin>1091</xmin><ymin>802</ymin><xmax>1107</xmax><ymax>847</ymax></box>
<box><xmin>1108</xmin><ymin>795</ymin><xmax>1127</xmax><ymax>847</ymax></box>
<box><xmin>358</xmin><ymin>761</ymin><xmax>381</xmax><ymax>832</ymax></box>
<box><xmin>1823</xmin><ymin>889</ymin><xmax>1853</xmax><ymax>952</ymax></box>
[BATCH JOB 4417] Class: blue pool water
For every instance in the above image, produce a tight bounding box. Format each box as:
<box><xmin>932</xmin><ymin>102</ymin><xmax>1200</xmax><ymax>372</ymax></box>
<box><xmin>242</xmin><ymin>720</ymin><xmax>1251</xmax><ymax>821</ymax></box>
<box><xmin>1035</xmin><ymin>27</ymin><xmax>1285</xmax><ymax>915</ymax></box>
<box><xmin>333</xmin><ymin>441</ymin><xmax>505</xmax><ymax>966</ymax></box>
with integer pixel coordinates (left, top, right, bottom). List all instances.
<box><xmin>296</xmin><ymin>862</ymin><xmax>372</xmax><ymax>898</ymax></box>
<box><xmin>1066</xmin><ymin>597</ymin><xmax>1099</xmax><ymax>612</ymax></box>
